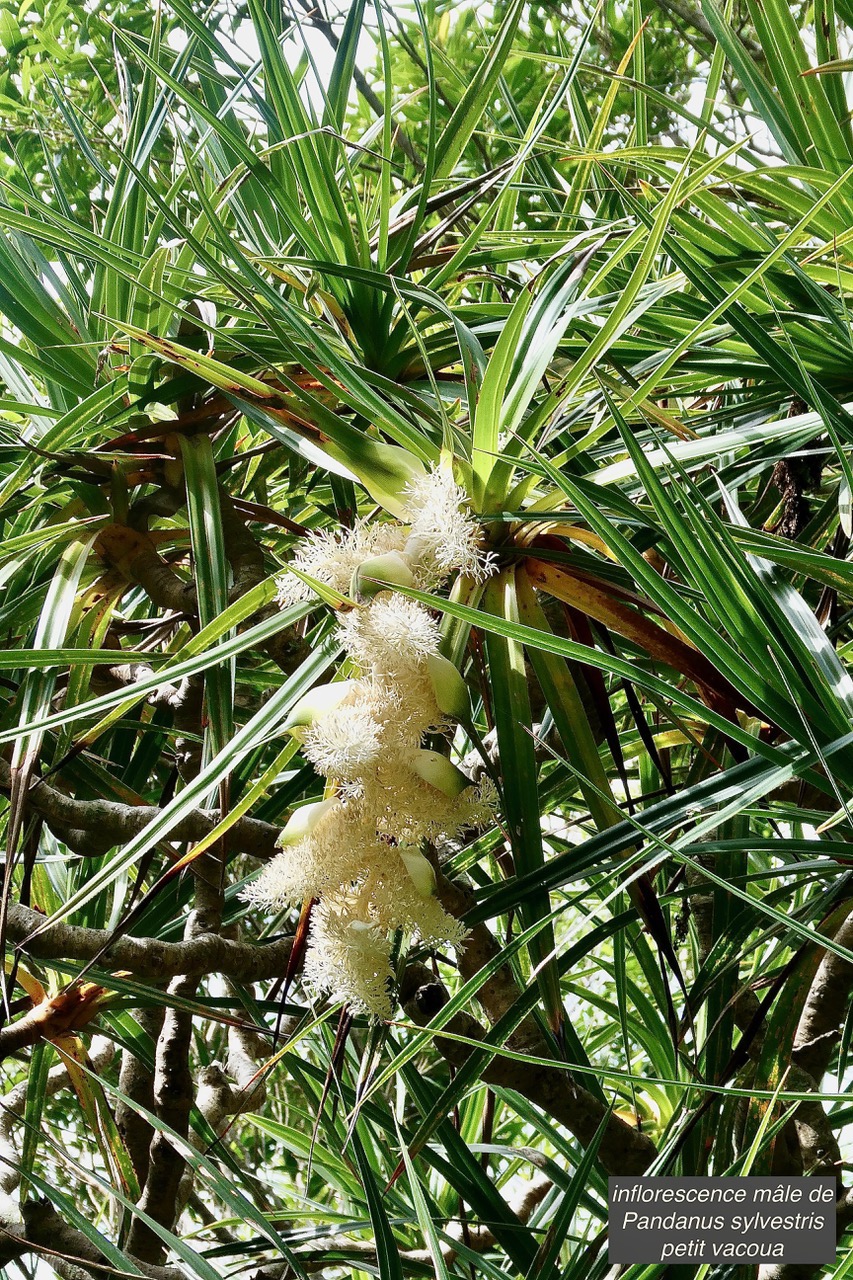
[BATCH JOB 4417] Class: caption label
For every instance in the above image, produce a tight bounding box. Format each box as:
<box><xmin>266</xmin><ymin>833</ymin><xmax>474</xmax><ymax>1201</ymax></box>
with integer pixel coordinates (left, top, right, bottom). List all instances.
<box><xmin>608</xmin><ymin>1176</ymin><xmax>836</xmax><ymax>1265</ymax></box>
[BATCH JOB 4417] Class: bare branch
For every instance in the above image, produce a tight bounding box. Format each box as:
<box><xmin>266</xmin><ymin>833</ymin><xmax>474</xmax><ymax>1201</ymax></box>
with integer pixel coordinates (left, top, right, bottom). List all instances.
<box><xmin>21</xmin><ymin>1200</ymin><xmax>186</xmax><ymax>1280</ymax></box>
<box><xmin>117</xmin><ymin>1008</ymin><xmax>163</xmax><ymax>1189</ymax></box>
<box><xmin>793</xmin><ymin>906</ymin><xmax>853</xmax><ymax>1082</ymax></box>
<box><xmin>106</xmin><ymin>491</ymin><xmax>308</xmax><ymax>675</ymax></box>
<box><xmin>400</xmin><ymin>962</ymin><xmax>656</xmax><ymax>1176</ymax></box>
<box><xmin>0</xmin><ymin>760</ymin><xmax>280</xmax><ymax>861</ymax></box>
<box><xmin>434</xmin><ymin>867</ymin><xmax>557</xmax><ymax>1056</ymax></box>
<box><xmin>248</xmin><ymin>1174</ymin><xmax>551</xmax><ymax>1278</ymax></box>
<box><xmin>5</xmin><ymin>901</ymin><xmax>293</xmax><ymax>983</ymax></box>
<box><xmin>0</xmin><ymin>1037</ymin><xmax>115</xmax><ymax>1199</ymax></box>
<box><xmin>126</xmin><ymin>997</ymin><xmax>194</xmax><ymax>1263</ymax></box>
<box><xmin>758</xmin><ymin>907</ymin><xmax>853</xmax><ymax>1280</ymax></box>
<box><xmin>177</xmin><ymin>996</ymin><xmax>269</xmax><ymax>1214</ymax></box>
<box><xmin>128</xmin><ymin>901</ymin><xmax>222</xmax><ymax>1266</ymax></box>
<box><xmin>287</xmin><ymin>0</ymin><xmax>423</xmax><ymax>169</ymax></box>
<box><xmin>652</xmin><ymin>0</ymin><xmax>763</xmax><ymax>60</ymax></box>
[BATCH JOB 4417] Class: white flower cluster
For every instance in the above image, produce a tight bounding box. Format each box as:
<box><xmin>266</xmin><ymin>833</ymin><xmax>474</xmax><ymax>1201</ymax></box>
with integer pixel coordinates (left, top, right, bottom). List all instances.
<box><xmin>276</xmin><ymin>466</ymin><xmax>493</xmax><ymax>606</ymax></box>
<box><xmin>245</xmin><ymin>468</ymin><xmax>495</xmax><ymax>1018</ymax></box>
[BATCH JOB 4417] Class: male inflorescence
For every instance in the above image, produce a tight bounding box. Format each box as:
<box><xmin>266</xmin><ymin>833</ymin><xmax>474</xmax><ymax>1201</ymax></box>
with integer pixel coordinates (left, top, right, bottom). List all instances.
<box><xmin>243</xmin><ymin>468</ymin><xmax>495</xmax><ymax>1018</ymax></box>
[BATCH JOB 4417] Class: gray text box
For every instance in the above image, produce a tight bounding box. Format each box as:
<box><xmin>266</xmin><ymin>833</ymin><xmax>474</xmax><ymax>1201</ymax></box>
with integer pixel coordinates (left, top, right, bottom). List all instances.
<box><xmin>609</xmin><ymin>1177</ymin><xmax>836</xmax><ymax>1265</ymax></box>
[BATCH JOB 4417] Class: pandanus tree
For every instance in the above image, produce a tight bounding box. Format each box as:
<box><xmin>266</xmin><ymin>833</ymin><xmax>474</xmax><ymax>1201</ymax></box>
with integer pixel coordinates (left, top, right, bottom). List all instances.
<box><xmin>5</xmin><ymin>1</ymin><xmax>853</xmax><ymax>1279</ymax></box>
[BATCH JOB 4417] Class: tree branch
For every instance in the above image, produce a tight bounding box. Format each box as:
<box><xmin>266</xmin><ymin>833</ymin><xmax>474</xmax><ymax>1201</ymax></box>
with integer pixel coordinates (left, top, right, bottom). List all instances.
<box><xmin>249</xmin><ymin>1175</ymin><xmax>551</xmax><ymax>1278</ymax></box>
<box><xmin>177</xmin><ymin>1003</ymin><xmax>268</xmax><ymax>1214</ymax></box>
<box><xmin>126</xmin><ymin>994</ymin><xmax>194</xmax><ymax>1263</ymax></box>
<box><xmin>434</xmin><ymin>868</ymin><xmax>558</xmax><ymax>1055</ymax></box>
<box><xmin>758</xmin><ymin>906</ymin><xmax>853</xmax><ymax>1280</ymax></box>
<box><xmin>20</xmin><ymin>1200</ymin><xmax>186</xmax><ymax>1280</ymax></box>
<box><xmin>400</xmin><ymin>962</ymin><xmax>656</xmax><ymax>1176</ymax></box>
<box><xmin>128</xmin><ymin>897</ymin><xmax>223</xmax><ymax>1266</ymax></box>
<box><xmin>5</xmin><ymin>901</ymin><xmax>293</xmax><ymax>983</ymax></box>
<box><xmin>0</xmin><ymin>760</ymin><xmax>280</xmax><ymax>861</ymax></box>
<box><xmin>0</xmin><ymin>1037</ymin><xmax>115</xmax><ymax>1199</ymax></box>
<box><xmin>652</xmin><ymin>0</ymin><xmax>763</xmax><ymax>60</ymax></box>
<box><xmin>98</xmin><ymin>504</ymin><xmax>308</xmax><ymax>675</ymax></box>
<box><xmin>792</xmin><ymin>907</ymin><xmax>853</xmax><ymax>1082</ymax></box>
<box><xmin>117</xmin><ymin>1008</ymin><xmax>162</xmax><ymax>1189</ymax></box>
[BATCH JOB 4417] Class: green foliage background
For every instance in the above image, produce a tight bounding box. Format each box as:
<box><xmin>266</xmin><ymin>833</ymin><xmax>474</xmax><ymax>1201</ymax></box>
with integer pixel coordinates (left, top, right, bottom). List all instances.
<box><xmin>1</xmin><ymin>1</ymin><xmax>853</xmax><ymax>1278</ymax></box>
